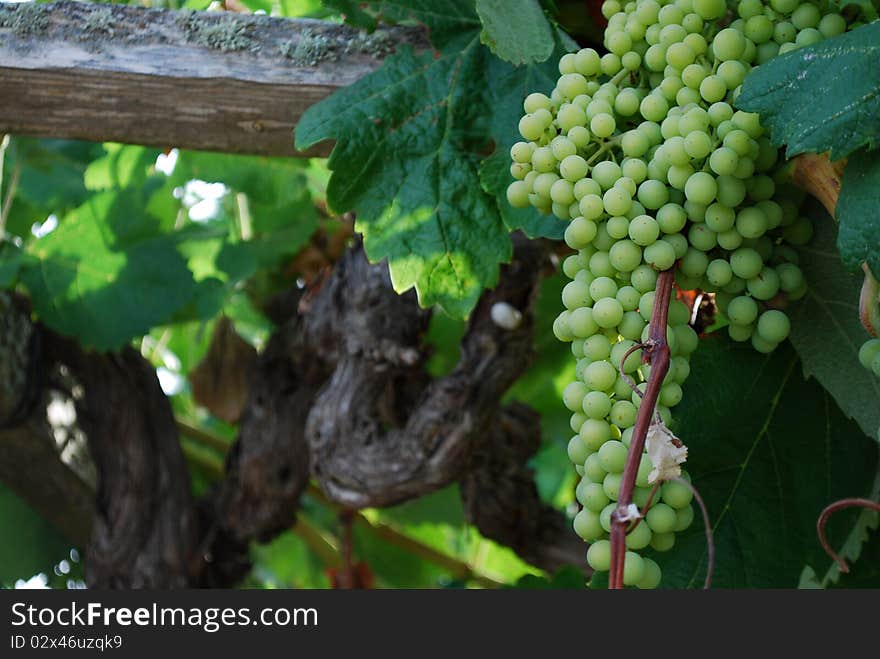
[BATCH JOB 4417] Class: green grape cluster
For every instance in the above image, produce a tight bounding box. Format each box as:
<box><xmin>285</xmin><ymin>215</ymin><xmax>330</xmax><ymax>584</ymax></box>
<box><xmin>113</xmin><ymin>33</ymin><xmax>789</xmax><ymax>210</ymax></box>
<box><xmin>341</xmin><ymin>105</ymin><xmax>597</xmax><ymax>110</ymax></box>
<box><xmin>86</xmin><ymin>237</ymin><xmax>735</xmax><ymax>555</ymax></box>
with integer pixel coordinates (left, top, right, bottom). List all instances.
<box><xmin>508</xmin><ymin>0</ymin><xmax>853</xmax><ymax>587</ymax></box>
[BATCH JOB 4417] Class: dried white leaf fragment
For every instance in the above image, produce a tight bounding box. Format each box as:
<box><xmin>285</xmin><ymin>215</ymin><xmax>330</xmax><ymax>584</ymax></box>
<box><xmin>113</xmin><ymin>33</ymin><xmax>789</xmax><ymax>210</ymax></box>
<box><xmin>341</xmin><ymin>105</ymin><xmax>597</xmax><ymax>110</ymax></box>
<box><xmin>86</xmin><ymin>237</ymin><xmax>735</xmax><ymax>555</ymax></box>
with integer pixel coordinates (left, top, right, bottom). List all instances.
<box><xmin>646</xmin><ymin>420</ymin><xmax>688</xmax><ymax>484</ymax></box>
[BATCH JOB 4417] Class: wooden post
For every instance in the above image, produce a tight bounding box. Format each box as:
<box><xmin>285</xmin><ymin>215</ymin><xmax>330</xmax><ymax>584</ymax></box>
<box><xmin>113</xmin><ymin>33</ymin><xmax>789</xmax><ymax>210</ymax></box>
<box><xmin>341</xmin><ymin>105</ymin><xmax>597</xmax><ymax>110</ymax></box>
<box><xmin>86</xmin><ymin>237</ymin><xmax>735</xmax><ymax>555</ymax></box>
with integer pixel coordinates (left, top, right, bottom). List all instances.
<box><xmin>0</xmin><ymin>1</ymin><xmax>424</xmax><ymax>157</ymax></box>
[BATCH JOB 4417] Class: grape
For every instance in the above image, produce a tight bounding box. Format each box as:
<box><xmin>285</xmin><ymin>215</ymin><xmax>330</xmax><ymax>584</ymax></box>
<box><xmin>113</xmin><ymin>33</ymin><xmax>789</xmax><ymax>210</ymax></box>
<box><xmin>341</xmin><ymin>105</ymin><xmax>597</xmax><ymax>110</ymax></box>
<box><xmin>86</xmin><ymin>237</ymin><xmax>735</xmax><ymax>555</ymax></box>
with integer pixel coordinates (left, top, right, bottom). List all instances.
<box><xmin>757</xmin><ymin>310</ymin><xmax>791</xmax><ymax>343</ymax></box>
<box><xmin>603</xmin><ymin>472</ymin><xmax>623</xmax><ymax>500</ymax></box>
<box><xmin>662</xmin><ymin>479</ymin><xmax>694</xmax><ymax>509</ymax></box>
<box><xmin>567</xmin><ymin>436</ymin><xmax>590</xmax><ymax>465</ymax></box>
<box><xmin>598</xmin><ymin>440</ymin><xmax>629</xmax><ymax>473</ymax></box>
<box><xmin>727</xmin><ymin>295</ymin><xmax>759</xmax><ymax>325</ymax></box>
<box><xmin>859</xmin><ymin>339</ymin><xmax>880</xmax><ymax>370</ymax></box>
<box><xmin>626</xmin><ymin>521</ymin><xmax>653</xmax><ymax>550</ymax></box>
<box><xmin>646</xmin><ymin>503</ymin><xmax>678</xmax><ymax>534</ymax></box>
<box><xmin>651</xmin><ymin>532</ymin><xmax>676</xmax><ymax>552</ymax></box>
<box><xmin>730</xmin><ymin>247</ymin><xmax>763</xmax><ymax>279</ymax></box>
<box><xmin>629</xmin><ymin>215</ymin><xmax>661</xmax><ymax>246</ymax></box>
<box><xmin>583</xmin><ymin>390</ymin><xmax>613</xmax><ymax>418</ymax></box>
<box><xmin>587</xmin><ymin>540</ymin><xmax>612</xmax><ymax>572</ymax></box>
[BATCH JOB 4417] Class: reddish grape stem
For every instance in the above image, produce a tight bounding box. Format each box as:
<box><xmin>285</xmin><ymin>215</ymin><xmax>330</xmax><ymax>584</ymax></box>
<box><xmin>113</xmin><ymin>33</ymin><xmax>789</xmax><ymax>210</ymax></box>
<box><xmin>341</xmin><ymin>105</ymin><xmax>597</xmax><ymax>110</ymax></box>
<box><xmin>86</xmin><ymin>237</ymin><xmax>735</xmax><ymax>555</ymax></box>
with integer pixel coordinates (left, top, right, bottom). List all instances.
<box><xmin>816</xmin><ymin>498</ymin><xmax>880</xmax><ymax>574</ymax></box>
<box><xmin>672</xmin><ymin>477</ymin><xmax>714</xmax><ymax>590</ymax></box>
<box><xmin>608</xmin><ymin>269</ymin><xmax>674</xmax><ymax>589</ymax></box>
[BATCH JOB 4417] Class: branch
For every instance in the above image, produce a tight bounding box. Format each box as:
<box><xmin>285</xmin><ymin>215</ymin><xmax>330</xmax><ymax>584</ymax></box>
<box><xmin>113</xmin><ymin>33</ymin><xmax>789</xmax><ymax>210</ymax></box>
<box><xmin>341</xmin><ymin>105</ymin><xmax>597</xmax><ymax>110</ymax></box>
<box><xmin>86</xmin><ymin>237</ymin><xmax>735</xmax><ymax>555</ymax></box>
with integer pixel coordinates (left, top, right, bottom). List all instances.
<box><xmin>0</xmin><ymin>1</ymin><xmax>425</xmax><ymax>157</ymax></box>
<box><xmin>609</xmin><ymin>269</ymin><xmax>674</xmax><ymax>590</ymax></box>
<box><xmin>460</xmin><ymin>402</ymin><xmax>590</xmax><ymax>577</ymax></box>
<box><xmin>305</xmin><ymin>237</ymin><xmax>547</xmax><ymax>508</ymax></box>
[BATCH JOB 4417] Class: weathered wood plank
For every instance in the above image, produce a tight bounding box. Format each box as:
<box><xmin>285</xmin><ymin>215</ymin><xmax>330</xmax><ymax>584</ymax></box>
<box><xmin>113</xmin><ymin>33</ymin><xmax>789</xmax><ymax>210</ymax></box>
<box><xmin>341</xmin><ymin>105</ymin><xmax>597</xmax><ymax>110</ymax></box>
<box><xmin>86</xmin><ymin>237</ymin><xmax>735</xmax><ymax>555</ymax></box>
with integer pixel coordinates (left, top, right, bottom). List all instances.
<box><xmin>0</xmin><ymin>1</ymin><xmax>424</xmax><ymax>157</ymax></box>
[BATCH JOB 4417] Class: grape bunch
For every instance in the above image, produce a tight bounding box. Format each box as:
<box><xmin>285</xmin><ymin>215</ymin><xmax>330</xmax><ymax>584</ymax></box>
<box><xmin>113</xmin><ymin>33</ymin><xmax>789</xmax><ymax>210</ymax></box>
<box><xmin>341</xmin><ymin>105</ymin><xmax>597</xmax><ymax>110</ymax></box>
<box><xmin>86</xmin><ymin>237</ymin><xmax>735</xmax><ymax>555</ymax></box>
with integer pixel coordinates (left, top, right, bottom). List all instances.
<box><xmin>508</xmin><ymin>0</ymin><xmax>853</xmax><ymax>587</ymax></box>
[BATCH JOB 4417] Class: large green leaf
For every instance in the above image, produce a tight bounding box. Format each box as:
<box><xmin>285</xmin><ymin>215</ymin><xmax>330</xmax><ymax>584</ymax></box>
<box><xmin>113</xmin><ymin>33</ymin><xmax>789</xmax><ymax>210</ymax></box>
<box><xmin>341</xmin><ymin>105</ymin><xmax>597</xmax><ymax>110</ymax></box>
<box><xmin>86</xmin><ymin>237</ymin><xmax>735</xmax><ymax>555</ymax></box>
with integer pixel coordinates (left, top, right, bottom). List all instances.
<box><xmin>295</xmin><ymin>16</ymin><xmax>572</xmax><ymax>315</ymax></box>
<box><xmin>296</xmin><ymin>39</ymin><xmax>512</xmax><ymax>317</ymax></box>
<box><xmin>475</xmin><ymin>0</ymin><xmax>554</xmax><ymax>65</ymax></box>
<box><xmin>20</xmin><ymin>189</ymin><xmax>197</xmax><ymax>350</ymax></box>
<box><xmin>0</xmin><ymin>486</ymin><xmax>72</xmax><ymax>586</ymax></box>
<box><xmin>788</xmin><ymin>202</ymin><xmax>880</xmax><ymax>438</ymax></box>
<box><xmin>737</xmin><ymin>23</ymin><xmax>880</xmax><ymax>159</ymax></box>
<box><xmin>656</xmin><ymin>339</ymin><xmax>878</xmax><ymax>588</ymax></box>
<box><xmin>836</xmin><ymin>148</ymin><xmax>880</xmax><ymax>277</ymax></box>
<box><xmin>84</xmin><ymin>144</ymin><xmax>162</xmax><ymax>191</ymax></box>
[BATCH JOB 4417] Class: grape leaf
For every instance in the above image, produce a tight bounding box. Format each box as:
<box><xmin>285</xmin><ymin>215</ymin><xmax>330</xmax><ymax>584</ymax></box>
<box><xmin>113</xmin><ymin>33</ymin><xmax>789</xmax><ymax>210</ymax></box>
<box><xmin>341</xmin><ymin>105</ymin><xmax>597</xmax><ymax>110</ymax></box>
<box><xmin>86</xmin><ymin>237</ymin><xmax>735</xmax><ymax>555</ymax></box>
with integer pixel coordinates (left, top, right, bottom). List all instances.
<box><xmin>736</xmin><ymin>22</ymin><xmax>880</xmax><ymax>159</ymax></box>
<box><xmin>656</xmin><ymin>339</ymin><xmax>878</xmax><ymax>588</ymax></box>
<box><xmin>0</xmin><ymin>242</ymin><xmax>26</xmax><ymax>287</ymax></box>
<box><xmin>296</xmin><ymin>40</ymin><xmax>513</xmax><ymax>317</ymax></box>
<box><xmin>788</xmin><ymin>202</ymin><xmax>880</xmax><ymax>438</ymax></box>
<box><xmin>832</xmin><ymin>514</ymin><xmax>880</xmax><ymax>588</ymax></box>
<box><xmin>84</xmin><ymin>144</ymin><xmax>162</xmax><ymax>191</ymax></box>
<box><xmin>0</xmin><ymin>486</ymin><xmax>71</xmax><ymax>586</ymax></box>
<box><xmin>20</xmin><ymin>190</ymin><xmax>197</xmax><ymax>350</ymax></box>
<box><xmin>475</xmin><ymin>0</ymin><xmax>554</xmax><ymax>65</ymax></box>
<box><xmin>836</xmin><ymin>148</ymin><xmax>880</xmax><ymax>277</ymax></box>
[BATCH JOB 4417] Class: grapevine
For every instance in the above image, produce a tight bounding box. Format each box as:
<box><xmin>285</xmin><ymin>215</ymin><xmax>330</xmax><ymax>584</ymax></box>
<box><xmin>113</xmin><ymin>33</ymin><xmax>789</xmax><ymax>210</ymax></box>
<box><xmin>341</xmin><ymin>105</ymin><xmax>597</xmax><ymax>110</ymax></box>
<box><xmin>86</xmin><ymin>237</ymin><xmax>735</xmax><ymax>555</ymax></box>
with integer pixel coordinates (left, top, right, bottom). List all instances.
<box><xmin>508</xmin><ymin>0</ymin><xmax>865</xmax><ymax>588</ymax></box>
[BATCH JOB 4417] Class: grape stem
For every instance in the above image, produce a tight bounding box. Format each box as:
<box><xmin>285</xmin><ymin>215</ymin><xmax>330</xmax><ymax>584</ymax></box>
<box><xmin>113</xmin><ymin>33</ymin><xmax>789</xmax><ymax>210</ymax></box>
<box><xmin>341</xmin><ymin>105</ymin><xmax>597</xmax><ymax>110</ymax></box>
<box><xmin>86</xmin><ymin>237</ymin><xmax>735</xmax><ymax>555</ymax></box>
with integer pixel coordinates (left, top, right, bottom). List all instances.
<box><xmin>608</xmin><ymin>268</ymin><xmax>674</xmax><ymax>589</ymax></box>
<box><xmin>816</xmin><ymin>498</ymin><xmax>880</xmax><ymax>574</ymax></box>
<box><xmin>672</xmin><ymin>476</ymin><xmax>714</xmax><ymax>590</ymax></box>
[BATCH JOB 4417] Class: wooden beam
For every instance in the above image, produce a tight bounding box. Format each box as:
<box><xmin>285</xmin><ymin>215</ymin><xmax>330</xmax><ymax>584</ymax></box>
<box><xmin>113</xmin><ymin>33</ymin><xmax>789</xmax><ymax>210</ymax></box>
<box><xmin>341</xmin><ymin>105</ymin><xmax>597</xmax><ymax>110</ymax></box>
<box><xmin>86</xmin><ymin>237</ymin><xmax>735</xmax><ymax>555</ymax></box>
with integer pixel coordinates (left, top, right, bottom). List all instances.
<box><xmin>0</xmin><ymin>2</ymin><xmax>424</xmax><ymax>157</ymax></box>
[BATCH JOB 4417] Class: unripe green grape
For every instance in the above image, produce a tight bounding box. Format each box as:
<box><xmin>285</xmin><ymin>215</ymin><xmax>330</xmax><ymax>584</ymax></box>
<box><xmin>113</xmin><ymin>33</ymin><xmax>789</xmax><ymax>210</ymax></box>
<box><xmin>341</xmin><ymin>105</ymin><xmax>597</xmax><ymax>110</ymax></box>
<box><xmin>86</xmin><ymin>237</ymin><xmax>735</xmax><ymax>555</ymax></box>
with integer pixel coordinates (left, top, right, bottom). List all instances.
<box><xmin>530</xmin><ymin>147</ymin><xmax>556</xmax><ymax>174</ymax></box>
<box><xmin>574</xmin><ymin>507</ymin><xmax>604</xmax><ymax>541</ymax></box>
<box><xmin>569</xmin><ymin>306</ymin><xmax>600</xmax><ymax>338</ymax></box>
<box><xmin>598</xmin><ymin>440</ymin><xmax>629</xmax><ymax>474</ymax></box>
<box><xmin>722</xmin><ymin>275</ymin><xmax>746</xmax><ymax>294</ymax></box>
<box><xmin>631</xmin><ymin>265</ymin><xmax>658</xmax><ymax>293</ymax></box>
<box><xmin>757</xmin><ymin>310</ymin><xmax>791</xmax><ymax>343</ymax></box>
<box><xmin>550</xmin><ymin>179</ymin><xmax>576</xmax><ymax>206</ymax></box>
<box><xmin>580</xmin><ymin>481</ymin><xmax>611</xmax><ymax>513</ymax></box>
<box><xmin>622</xmin><ymin>551</ymin><xmax>646</xmax><ymax>586</ymax></box>
<box><xmin>756</xmin><ymin>40</ymin><xmax>780</xmax><ymax>64</ymax></box>
<box><xmin>567</xmin><ymin>435</ymin><xmax>590</xmax><ymax>465</ymax></box>
<box><xmin>565</xmin><ymin>217</ymin><xmax>598</xmax><ymax>249</ymax></box>
<box><xmin>672</xmin><ymin>355</ymin><xmax>691</xmax><ymax>383</ymax></box>
<box><xmin>662</xmin><ymin>479</ymin><xmax>694</xmax><ymax>509</ymax></box>
<box><xmin>747</xmin><ymin>267</ymin><xmax>780</xmax><ymax>300</ymax></box>
<box><xmin>557</xmin><ymin>73</ymin><xmax>590</xmax><ymax>100</ymax></box>
<box><xmin>745</xmin><ymin>14</ymin><xmax>774</xmax><ymax>43</ymax></box>
<box><xmin>637</xmin><ymin>180</ymin><xmax>669</xmax><ymax>210</ymax></box>
<box><xmin>792</xmin><ymin>4</ymin><xmax>821</xmax><ymax>30</ymax></box>
<box><xmin>590</xmin><ymin>251</ymin><xmax>616</xmax><ymax>278</ymax></box>
<box><xmin>603</xmin><ymin>472</ymin><xmax>622</xmax><ymax>500</ymax></box>
<box><xmin>675</xmin><ymin>325</ymin><xmax>699</xmax><ymax>355</ymax></box>
<box><xmin>819</xmin><ymin>14</ymin><xmax>846</xmax><ymax>39</ymax></box>
<box><xmin>717</xmin><ymin>175</ymin><xmax>747</xmax><ymax>208</ymax></box>
<box><xmin>730</xmin><ymin>247</ymin><xmax>763</xmax><ymax>279</ymax></box>
<box><xmin>586</xmin><ymin>539</ymin><xmax>612</xmax><ymax>572</ymax></box>
<box><xmin>562</xmin><ymin>381</ymin><xmax>588</xmax><ymax>412</ymax></box>
<box><xmin>626</xmin><ymin>521</ymin><xmax>653</xmax><ymax>550</ymax></box>
<box><xmin>593</xmin><ymin>298</ymin><xmax>625</xmax><ymax>329</ymax></box>
<box><xmin>783</xmin><ymin>217</ymin><xmax>814</xmax><ymax>246</ymax></box>
<box><xmin>728</xmin><ymin>322</ymin><xmax>753</xmax><ymax>342</ymax></box>
<box><xmin>584</xmin><ymin>453</ymin><xmax>606</xmax><ymax>483</ymax></box>
<box><xmin>606</xmin><ymin>216</ymin><xmax>630</xmax><ymax>240</ymax></box>
<box><xmin>506</xmin><ymin>181</ymin><xmax>530</xmax><ymax>208</ymax></box>
<box><xmin>553</xmin><ymin>311</ymin><xmax>574</xmax><ymax>342</ymax></box>
<box><xmin>561</xmin><ymin>280</ymin><xmax>591</xmax><ymax>309</ymax></box>
<box><xmin>574</xmin><ymin>178</ymin><xmax>602</xmax><ymax>201</ymax></box>
<box><xmin>617</xmin><ymin>286</ymin><xmax>641</xmax><ymax>311</ymax></box>
<box><xmin>590</xmin><ymin>276</ymin><xmax>619</xmax><ymax>301</ymax></box>
<box><xmin>523</xmin><ymin>92</ymin><xmax>551</xmax><ymax>114</ymax></box>
<box><xmin>583</xmin><ymin>389</ymin><xmax>613</xmax><ymax>419</ymax></box>
<box><xmin>618</xmin><ymin>311</ymin><xmax>647</xmax><ymax>341</ymax></box>
<box><xmin>609</xmin><ymin>239</ymin><xmax>643</xmax><ymax>272</ymax></box>
<box><xmin>579</xmin><ymin>194</ymin><xmax>604</xmax><ymax>221</ymax></box>
<box><xmin>592</xmin><ymin>161</ymin><xmax>623</xmax><ymax>191</ymax></box>
<box><xmin>584</xmin><ymin>360</ymin><xmax>618</xmax><ymax>392</ymax></box>
<box><xmin>645</xmin><ymin>503</ymin><xmax>677</xmax><ymax>534</ymax></box>
<box><xmin>558</xmin><ymin>154</ymin><xmax>587</xmax><ymax>182</ymax></box>
<box><xmin>859</xmin><ymin>339</ymin><xmax>880</xmax><ymax>370</ymax></box>
<box><xmin>599</xmin><ymin>502</ymin><xmax>616</xmax><ymax>533</ymax></box>
<box><xmin>668</xmin><ymin>163</ymin><xmax>695</xmax><ymax>191</ymax></box>
<box><xmin>552</xmin><ymin>202</ymin><xmax>571</xmax><ymax>220</ymax></box>
<box><xmin>640</xmin><ymin>93</ymin><xmax>670</xmax><ymax>122</ymax></box>
<box><xmin>706</xmin><ymin>259</ymin><xmax>733</xmax><ymax>287</ymax></box>
<box><xmin>699</xmin><ymin>75</ymin><xmax>727</xmax><ymax>102</ymax></box>
<box><xmin>551</xmin><ymin>137</ymin><xmax>577</xmax><ymax>164</ymax></box>
<box><xmin>656</xmin><ymin>203</ymin><xmax>687</xmax><ymax>234</ymax></box>
<box><xmin>636</xmin><ymin>557</ymin><xmax>662</xmax><ymax>589</ymax></box>
<box><xmin>684</xmin><ymin>131</ymin><xmax>713</xmax><ymax>159</ymax></box>
<box><xmin>518</xmin><ymin>114</ymin><xmax>545</xmax><ymax>141</ymax></box>
<box><xmin>775</xmin><ymin>263</ymin><xmax>804</xmax><ymax>294</ymax></box>
<box><xmin>751</xmin><ymin>332</ymin><xmax>778</xmax><ymax>354</ymax></box>
<box><xmin>570</xmin><ymin>412</ymin><xmax>587</xmax><ymax>433</ymax></box>
<box><xmin>688</xmin><ymin>223</ymin><xmax>718</xmax><ymax>252</ymax></box>
<box><xmin>679</xmin><ymin>247</ymin><xmax>708</xmax><ymax>278</ymax></box>
<box><xmin>693</xmin><ymin>0</ymin><xmax>725</xmax><ymax>20</ymax></box>
<box><xmin>574</xmin><ymin>48</ymin><xmax>601</xmax><ymax>76</ymax></box>
<box><xmin>581</xmin><ymin>418</ymin><xmax>613</xmax><ymax>452</ymax></box>
<box><xmin>622</xmin><ymin>158</ymin><xmax>649</xmax><ymax>184</ymax></box>
<box><xmin>629</xmin><ymin>215</ymin><xmax>661</xmax><ymax>246</ymax></box>
<box><xmin>727</xmin><ymin>295</ymin><xmax>759</xmax><ymax>326</ymax></box>
<box><xmin>510</xmin><ymin>141</ymin><xmax>534</xmax><ymax>164</ymax></box>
